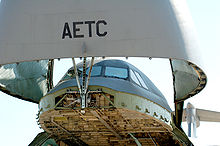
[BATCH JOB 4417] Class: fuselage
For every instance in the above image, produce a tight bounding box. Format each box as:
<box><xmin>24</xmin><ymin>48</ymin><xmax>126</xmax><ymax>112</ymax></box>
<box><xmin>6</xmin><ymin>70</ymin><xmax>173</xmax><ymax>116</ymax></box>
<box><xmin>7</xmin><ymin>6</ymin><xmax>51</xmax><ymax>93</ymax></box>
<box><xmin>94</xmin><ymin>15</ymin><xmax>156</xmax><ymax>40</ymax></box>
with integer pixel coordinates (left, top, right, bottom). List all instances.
<box><xmin>40</xmin><ymin>59</ymin><xmax>171</xmax><ymax>113</ymax></box>
<box><xmin>38</xmin><ymin>60</ymin><xmax>182</xmax><ymax>145</ymax></box>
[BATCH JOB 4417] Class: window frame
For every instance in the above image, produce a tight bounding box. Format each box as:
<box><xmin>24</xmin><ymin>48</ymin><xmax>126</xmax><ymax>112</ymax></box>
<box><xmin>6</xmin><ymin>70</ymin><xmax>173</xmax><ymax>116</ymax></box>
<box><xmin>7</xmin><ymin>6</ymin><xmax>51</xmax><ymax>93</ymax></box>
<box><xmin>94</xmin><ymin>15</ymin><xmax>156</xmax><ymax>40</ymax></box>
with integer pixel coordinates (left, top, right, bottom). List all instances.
<box><xmin>86</xmin><ymin>66</ymin><xmax>102</xmax><ymax>77</ymax></box>
<box><xmin>130</xmin><ymin>69</ymin><xmax>141</xmax><ymax>86</ymax></box>
<box><xmin>130</xmin><ymin>69</ymin><xmax>149</xmax><ymax>90</ymax></box>
<box><xmin>104</xmin><ymin>66</ymin><xmax>128</xmax><ymax>80</ymax></box>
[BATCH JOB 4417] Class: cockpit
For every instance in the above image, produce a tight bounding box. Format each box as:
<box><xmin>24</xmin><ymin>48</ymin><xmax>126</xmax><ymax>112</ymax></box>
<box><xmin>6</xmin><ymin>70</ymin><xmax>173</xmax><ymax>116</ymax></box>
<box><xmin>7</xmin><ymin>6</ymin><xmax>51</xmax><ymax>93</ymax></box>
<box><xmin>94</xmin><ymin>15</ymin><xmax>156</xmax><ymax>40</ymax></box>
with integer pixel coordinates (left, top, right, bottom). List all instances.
<box><xmin>60</xmin><ymin>66</ymin><xmax>103</xmax><ymax>81</ymax></box>
<box><xmin>59</xmin><ymin>60</ymin><xmax>150</xmax><ymax>90</ymax></box>
<box><xmin>48</xmin><ymin>59</ymin><xmax>170</xmax><ymax>111</ymax></box>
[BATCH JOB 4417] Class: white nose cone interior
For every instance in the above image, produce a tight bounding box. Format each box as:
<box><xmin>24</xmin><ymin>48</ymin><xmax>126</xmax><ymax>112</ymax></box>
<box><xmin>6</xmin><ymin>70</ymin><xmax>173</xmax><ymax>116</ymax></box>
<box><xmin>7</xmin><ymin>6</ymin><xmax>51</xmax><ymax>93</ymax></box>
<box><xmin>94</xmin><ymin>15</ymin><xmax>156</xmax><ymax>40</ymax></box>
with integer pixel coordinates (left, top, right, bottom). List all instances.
<box><xmin>0</xmin><ymin>0</ymin><xmax>200</xmax><ymax>64</ymax></box>
<box><xmin>0</xmin><ymin>0</ymin><xmax>207</xmax><ymax>102</ymax></box>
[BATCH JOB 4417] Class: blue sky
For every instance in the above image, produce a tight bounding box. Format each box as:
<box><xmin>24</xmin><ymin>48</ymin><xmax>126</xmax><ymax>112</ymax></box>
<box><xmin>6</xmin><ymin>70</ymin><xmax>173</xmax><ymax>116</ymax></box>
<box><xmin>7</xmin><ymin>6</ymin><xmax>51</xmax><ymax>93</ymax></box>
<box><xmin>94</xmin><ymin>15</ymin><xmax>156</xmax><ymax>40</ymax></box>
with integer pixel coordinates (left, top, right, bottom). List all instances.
<box><xmin>182</xmin><ymin>0</ymin><xmax>220</xmax><ymax>145</ymax></box>
<box><xmin>0</xmin><ymin>0</ymin><xmax>220</xmax><ymax>145</ymax></box>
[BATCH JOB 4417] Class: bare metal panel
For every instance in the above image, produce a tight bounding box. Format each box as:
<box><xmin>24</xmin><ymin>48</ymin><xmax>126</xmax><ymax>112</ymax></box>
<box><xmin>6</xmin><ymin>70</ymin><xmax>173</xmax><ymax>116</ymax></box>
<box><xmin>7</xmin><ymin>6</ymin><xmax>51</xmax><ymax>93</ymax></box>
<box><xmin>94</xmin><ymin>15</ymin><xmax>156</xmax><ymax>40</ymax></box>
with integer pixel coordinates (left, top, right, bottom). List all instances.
<box><xmin>170</xmin><ymin>60</ymin><xmax>205</xmax><ymax>102</ymax></box>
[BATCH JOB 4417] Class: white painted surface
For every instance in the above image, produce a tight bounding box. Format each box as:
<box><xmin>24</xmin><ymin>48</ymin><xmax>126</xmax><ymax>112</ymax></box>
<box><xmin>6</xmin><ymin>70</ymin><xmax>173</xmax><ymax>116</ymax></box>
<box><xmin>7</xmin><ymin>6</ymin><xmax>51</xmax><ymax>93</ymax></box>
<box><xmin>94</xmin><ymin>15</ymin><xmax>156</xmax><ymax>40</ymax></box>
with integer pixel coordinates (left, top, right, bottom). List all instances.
<box><xmin>0</xmin><ymin>0</ymin><xmax>200</xmax><ymax>67</ymax></box>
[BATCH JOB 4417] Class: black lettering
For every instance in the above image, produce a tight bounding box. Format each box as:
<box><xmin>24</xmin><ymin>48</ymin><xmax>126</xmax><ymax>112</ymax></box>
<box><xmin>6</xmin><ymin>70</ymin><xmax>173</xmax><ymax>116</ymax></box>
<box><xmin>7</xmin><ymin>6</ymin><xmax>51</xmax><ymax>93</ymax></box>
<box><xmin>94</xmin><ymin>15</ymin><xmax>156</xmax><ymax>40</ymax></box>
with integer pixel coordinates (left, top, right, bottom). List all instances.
<box><xmin>96</xmin><ymin>20</ymin><xmax>107</xmax><ymax>37</ymax></box>
<box><xmin>85</xmin><ymin>21</ymin><xmax>95</xmax><ymax>37</ymax></box>
<box><xmin>73</xmin><ymin>22</ymin><xmax>84</xmax><ymax>38</ymax></box>
<box><xmin>62</xmin><ymin>22</ymin><xmax>72</xmax><ymax>39</ymax></box>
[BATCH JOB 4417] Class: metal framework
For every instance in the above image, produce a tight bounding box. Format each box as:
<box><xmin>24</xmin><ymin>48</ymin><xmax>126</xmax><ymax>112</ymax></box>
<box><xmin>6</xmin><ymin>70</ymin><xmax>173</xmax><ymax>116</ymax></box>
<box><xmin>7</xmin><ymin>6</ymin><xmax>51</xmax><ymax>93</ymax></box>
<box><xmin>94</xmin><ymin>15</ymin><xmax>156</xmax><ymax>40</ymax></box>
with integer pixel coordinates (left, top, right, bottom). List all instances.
<box><xmin>72</xmin><ymin>57</ymin><xmax>95</xmax><ymax>109</ymax></box>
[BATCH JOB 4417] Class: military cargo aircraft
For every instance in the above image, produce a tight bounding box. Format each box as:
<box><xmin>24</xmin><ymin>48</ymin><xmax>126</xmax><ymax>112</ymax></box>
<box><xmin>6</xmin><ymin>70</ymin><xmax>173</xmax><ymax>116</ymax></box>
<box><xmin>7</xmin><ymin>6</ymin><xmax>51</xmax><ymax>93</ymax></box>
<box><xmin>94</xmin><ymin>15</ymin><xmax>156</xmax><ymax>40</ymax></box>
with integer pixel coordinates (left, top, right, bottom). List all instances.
<box><xmin>0</xmin><ymin>0</ymin><xmax>208</xmax><ymax>145</ymax></box>
<box><xmin>0</xmin><ymin>58</ymin><xmax>206</xmax><ymax>146</ymax></box>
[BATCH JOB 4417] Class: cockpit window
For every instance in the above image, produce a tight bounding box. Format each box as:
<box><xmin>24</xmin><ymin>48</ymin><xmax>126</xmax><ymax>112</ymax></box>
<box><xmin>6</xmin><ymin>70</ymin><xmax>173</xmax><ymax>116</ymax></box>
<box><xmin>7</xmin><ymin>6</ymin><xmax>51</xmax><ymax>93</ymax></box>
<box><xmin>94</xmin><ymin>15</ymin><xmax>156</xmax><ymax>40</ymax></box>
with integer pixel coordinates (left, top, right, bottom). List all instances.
<box><xmin>134</xmin><ymin>71</ymin><xmax>149</xmax><ymax>89</ymax></box>
<box><xmin>86</xmin><ymin>66</ymin><xmax>102</xmax><ymax>76</ymax></box>
<box><xmin>61</xmin><ymin>69</ymin><xmax>75</xmax><ymax>81</ymax></box>
<box><xmin>130</xmin><ymin>69</ymin><xmax>149</xmax><ymax>89</ymax></box>
<box><xmin>130</xmin><ymin>69</ymin><xmax>141</xmax><ymax>86</ymax></box>
<box><xmin>105</xmin><ymin>67</ymin><xmax>128</xmax><ymax>79</ymax></box>
<box><xmin>60</xmin><ymin>66</ymin><xmax>102</xmax><ymax>82</ymax></box>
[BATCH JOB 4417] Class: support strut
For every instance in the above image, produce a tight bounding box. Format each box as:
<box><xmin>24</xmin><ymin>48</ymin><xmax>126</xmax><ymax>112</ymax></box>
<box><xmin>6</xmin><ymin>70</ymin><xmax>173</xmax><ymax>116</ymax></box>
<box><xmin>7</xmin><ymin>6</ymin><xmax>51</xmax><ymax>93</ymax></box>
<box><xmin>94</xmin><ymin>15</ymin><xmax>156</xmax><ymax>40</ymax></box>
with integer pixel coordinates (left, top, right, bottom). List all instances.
<box><xmin>72</xmin><ymin>57</ymin><xmax>95</xmax><ymax>109</ymax></box>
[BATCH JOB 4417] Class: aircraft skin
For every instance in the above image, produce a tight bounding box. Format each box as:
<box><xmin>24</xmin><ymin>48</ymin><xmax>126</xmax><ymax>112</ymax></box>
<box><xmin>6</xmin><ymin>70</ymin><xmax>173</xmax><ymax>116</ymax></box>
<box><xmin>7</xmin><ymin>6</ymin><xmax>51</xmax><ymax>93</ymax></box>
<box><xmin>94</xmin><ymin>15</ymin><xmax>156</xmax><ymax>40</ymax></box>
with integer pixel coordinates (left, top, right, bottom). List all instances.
<box><xmin>37</xmin><ymin>59</ymin><xmax>192</xmax><ymax>145</ymax></box>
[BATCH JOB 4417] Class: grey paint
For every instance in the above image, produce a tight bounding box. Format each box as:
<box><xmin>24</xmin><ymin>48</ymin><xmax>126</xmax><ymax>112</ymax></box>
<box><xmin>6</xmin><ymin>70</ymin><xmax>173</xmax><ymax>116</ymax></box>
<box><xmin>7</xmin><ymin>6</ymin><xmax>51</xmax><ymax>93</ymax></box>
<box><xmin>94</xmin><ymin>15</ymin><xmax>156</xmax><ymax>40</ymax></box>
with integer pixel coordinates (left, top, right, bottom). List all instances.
<box><xmin>48</xmin><ymin>60</ymin><xmax>172</xmax><ymax>111</ymax></box>
<box><xmin>48</xmin><ymin>77</ymin><xmax>171</xmax><ymax>112</ymax></box>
